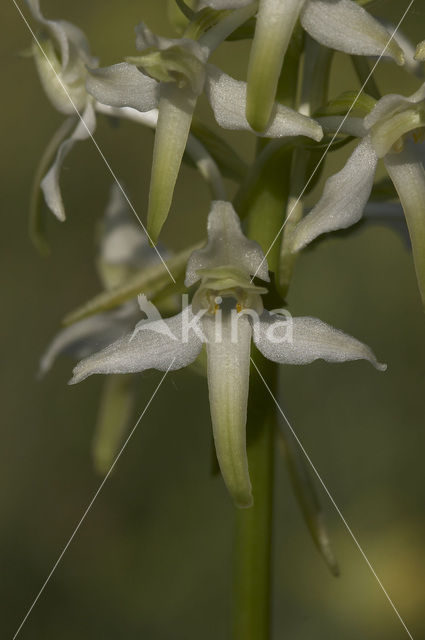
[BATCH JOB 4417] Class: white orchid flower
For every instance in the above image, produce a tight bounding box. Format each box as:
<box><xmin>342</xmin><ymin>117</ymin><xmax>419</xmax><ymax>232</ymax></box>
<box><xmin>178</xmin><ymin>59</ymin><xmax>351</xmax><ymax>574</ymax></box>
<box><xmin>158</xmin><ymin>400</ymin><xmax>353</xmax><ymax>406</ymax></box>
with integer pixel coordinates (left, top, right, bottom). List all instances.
<box><xmin>85</xmin><ymin>18</ymin><xmax>323</xmax><ymax>243</ymax></box>
<box><xmin>289</xmin><ymin>82</ymin><xmax>425</xmax><ymax>305</ymax></box>
<box><xmin>39</xmin><ymin>184</ymin><xmax>163</xmax><ymax>377</ymax></box>
<box><xmin>70</xmin><ymin>201</ymin><xmax>386</xmax><ymax>508</ymax></box>
<box><xmin>27</xmin><ymin>1</ymin><xmax>227</xmax><ymax>223</ymax></box>
<box><xmin>245</xmin><ymin>0</ymin><xmax>405</xmax><ymax>132</ymax></box>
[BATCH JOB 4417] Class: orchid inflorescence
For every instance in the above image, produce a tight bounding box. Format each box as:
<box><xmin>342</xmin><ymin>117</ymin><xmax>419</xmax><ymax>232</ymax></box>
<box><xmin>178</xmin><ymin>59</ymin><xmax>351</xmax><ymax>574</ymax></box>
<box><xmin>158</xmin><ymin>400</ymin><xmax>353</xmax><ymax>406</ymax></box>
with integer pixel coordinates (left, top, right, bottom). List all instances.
<box><xmin>26</xmin><ymin>0</ymin><xmax>424</xmax><ymax>586</ymax></box>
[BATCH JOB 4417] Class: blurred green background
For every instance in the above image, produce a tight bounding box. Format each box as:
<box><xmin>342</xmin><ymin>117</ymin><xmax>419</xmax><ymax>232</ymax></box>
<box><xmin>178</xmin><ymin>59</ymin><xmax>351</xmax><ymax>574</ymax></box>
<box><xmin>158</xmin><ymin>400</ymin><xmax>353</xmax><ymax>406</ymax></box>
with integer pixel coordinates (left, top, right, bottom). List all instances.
<box><xmin>1</xmin><ymin>1</ymin><xmax>425</xmax><ymax>638</ymax></box>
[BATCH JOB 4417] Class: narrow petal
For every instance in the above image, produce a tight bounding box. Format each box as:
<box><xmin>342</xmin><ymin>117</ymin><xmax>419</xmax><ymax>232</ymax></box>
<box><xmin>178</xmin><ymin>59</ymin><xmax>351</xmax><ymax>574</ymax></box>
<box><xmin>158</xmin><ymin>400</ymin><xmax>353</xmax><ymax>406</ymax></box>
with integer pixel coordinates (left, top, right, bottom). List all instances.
<box><xmin>147</xmin><ymin>84</ymin><xmax>197</xmax><ymax>243</ymax></box>
<box><xmin>253</xmin><ymin>311</ymin><xmax>386</xmax><ymax>370</ymax></box>
<box><xmin>86</xmin><ymin>63</ymin><xmax>159</xmax><ymax>112</ymax></box>
<box><xmin>69</xmin><ymin>309</ymin><xmax>203</xmax><ymax>384</ymax></box>
<box><xmin>246</xmin><ymin>0</ymin><xmax>305</xmax><ymax>131</ymax></box>
<box><xmin>203</xmin><ymin>312</ymin><xmax>253</xmax><ymax>508</ymax></box>
<box><xmin>290</xmin><ymin>137</ymin><xmax>377</xmax><ymax>252</ymax></box>
<box><xmin>39</xmin><ymin>306</ymin><xmax>136</xmax><ymax>377</ymax></box>
<box><xmin>185</xmin><ymin>201</ymin><xmax>270</xmax><ymax>286</ymax></box>
<box><xmin>40</xmin><ymin>101</ymin><xmax>96</xmax><ymax>221</ymax></box>
<box><xmin>205</xmin><ymin>65</ymin><xmax>323</xmax><ymax>141</ymax></box>
<box><xmin>385</xmin><ymin>143</ymin><xmax>425</xmax><ymax>307</ymax></box>
<box><xmin>301</xmin><ymin>0</ymin><xmax>404</xmax><ymax>65</ymax></box>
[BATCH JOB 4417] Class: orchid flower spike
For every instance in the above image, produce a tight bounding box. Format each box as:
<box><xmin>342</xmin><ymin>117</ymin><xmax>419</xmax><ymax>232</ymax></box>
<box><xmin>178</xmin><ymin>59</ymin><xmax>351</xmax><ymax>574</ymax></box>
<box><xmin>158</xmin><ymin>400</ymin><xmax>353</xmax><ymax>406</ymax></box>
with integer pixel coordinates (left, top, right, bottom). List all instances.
<box><xmin>70</xmin><ymin>201</ymin><xmax>386</xmax><ymax>508</ymax></box>
<box><xmin>245</xmin><ymin>0</ymin><xmax>405</xmax><ymax>132</ymax></box>
<box><xmin>39</xmin><ymin>184</ymin><xmax>163</xmax><ymax>377</ymax></box>
<box><xmin>290</xmin><ymin>81</ymin><xmax>425</xmax><ymax>306</ymax></box>
<box><xmin>85</xmin><ymin>17</ymin><xmax>323</xmax><ymax>244</ymax></box>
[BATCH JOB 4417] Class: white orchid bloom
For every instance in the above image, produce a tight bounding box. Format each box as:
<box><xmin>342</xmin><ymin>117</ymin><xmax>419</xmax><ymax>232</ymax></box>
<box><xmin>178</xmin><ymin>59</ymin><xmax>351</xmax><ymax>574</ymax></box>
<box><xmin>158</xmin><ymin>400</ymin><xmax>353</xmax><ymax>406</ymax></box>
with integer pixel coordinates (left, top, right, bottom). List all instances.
<box><xmin>245</xmin><ymin>0</ymin><xmax>405</xmax><ymax>132</ymax></box>
<box><xmin>27</xmin><ymin>1</ymin><xmax>227</xmax><ymax>223</ymax></box>
<box><xmin>39</xmin><ymin>184</ymin><xmax>162</xmax><ymax>377</ymax></box>
<box><xmin>290</xmin><ymin>82</ymin><xmax>425</xmax><ymax>304</ymax></box>
<box><xmin>70</xmin><ymin>201</ymin><xmax>385</xmax><ymax>508</ymax></box>
<box><xmin>86</xmin><ymin>19</ymin><xmax>323</xmax><ymax>243</ymax></box>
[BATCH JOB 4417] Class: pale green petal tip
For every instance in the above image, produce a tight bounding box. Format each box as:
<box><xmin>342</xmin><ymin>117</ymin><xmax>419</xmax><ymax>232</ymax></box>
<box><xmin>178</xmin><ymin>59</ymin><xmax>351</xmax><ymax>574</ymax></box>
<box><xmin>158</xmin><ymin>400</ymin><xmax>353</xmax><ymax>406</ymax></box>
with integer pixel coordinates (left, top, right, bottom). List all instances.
<box><xmin>415</xmin><ymin>40</ymin><xmax>425</xmax><ymax>62</ymax></box>
<box><xmin>147</xmin><ymin>197</ymin><xmax>168</xmax><ymax>246</ymax></box>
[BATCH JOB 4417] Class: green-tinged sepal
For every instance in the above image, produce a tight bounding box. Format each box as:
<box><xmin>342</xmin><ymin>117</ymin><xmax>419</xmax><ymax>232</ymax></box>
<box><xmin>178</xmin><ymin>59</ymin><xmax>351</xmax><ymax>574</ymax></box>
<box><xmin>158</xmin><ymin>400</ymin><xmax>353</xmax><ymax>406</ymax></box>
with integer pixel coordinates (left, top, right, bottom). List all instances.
<box><xmin>92</xmin><ymin>375</ymin><xmax>136</xmax><ymax>474</ymax></box>
<box><xmin>369</xmin><ymin>108</ymin><xmax>425</xmax><ymax>158</ymax></box>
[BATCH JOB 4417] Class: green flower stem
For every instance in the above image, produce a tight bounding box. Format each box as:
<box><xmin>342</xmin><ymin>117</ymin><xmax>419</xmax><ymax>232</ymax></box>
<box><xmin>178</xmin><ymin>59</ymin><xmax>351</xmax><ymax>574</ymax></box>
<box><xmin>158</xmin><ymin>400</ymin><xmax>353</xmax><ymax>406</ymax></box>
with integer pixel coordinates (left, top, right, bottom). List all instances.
<box><xmin>242</xmin><ymin>143</ymin><xmax>293</xmax><ymax>275</ymax></box>
<box><xmin>232</xmin><ymin>356</ymin><xmax>276</xmax><ymax>640</ymax></box>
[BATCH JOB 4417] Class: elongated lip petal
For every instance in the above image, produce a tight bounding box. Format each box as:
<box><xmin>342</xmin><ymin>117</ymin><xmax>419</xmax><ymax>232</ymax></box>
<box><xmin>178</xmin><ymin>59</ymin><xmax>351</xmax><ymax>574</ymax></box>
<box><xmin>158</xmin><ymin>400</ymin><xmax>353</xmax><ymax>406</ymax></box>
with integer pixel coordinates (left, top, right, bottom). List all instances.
<box><xmin>86</xmin><ymin>63</ymin><xmax>160</xmax><ymax>112</ymax></box>
<box><xmin>205</xmin><ymin>65</ymin><xmax>323</xmax><ymax>141</ymax></box>
<box><xmin>246</xmin><ymin>0</ymin><xmax>304</xmax><ymax>132</ymax></box>
<box><xmin>147</xmin><ymin>84</ymin><xmax>197</xmax><ymax>243</ymax></box>
<box><xmin>301</xmin><ymin>0</ymin><xmax>404</xmax><ymax>65</ymax></box>
<box><xmin>253</xmin><ymin>311</ymin><xmax>387</xmax><ymax>370</ymax></box>
<box><xmin>203</xmin><ymin>313</ymin><xmax>253</xmax><ymax>508</ymax></box>
<box><xmin>41</xmin><ymin>101</ymin><xmax>96</xmax><ymax>221</ymax></box>
<box><xmin>69</xmin><ymin>308</ymin><xmax>203</xmax><ymax>384</ymax></box>
<box><xmin>185</xmin><ymin>200</ymin><xmax>270</xmax><ymax>286</ymax></box>
<box><xmin>289</xmin><ymin>137</ymin><xmax>377</xmax><ymax>252</ymax></box>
